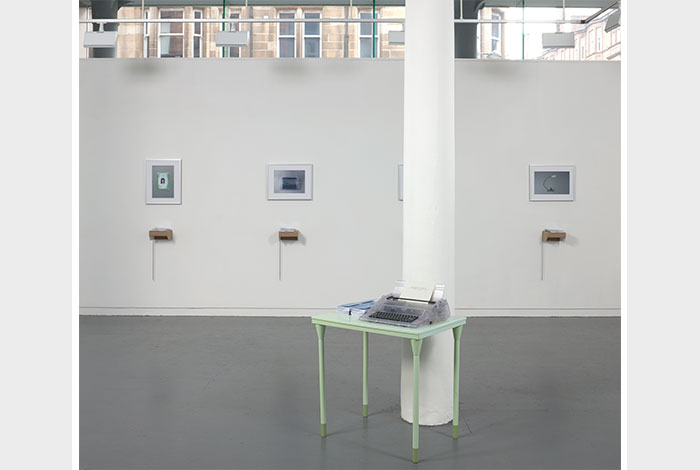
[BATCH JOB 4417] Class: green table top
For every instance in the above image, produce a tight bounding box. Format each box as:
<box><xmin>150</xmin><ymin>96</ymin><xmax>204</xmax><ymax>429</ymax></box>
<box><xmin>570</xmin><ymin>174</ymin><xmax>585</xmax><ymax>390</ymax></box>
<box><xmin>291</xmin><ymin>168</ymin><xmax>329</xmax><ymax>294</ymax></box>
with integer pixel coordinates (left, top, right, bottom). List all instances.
<box><xmin>311</xmin><ymin>312</ymin><xmax>466</xmax><ymax>340</ymax></box>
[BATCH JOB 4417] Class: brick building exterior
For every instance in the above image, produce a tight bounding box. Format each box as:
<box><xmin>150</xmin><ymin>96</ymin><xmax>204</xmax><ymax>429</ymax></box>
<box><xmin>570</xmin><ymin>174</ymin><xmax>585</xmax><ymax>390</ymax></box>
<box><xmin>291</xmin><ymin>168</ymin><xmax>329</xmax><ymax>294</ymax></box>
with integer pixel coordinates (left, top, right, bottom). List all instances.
<box><xmin>81</xmin><ymin>6</ymin><xmax>405</xmax><ymax>59</ymax></box>
<box><xmin>540</xmin><ymin>10</ymin><xmax>621</xmax><ymax>61</ymax></box>
<box><xmin>79</xmin><ymin>5</ymin><xmax>619</xmax><ymax>61</ymax></box>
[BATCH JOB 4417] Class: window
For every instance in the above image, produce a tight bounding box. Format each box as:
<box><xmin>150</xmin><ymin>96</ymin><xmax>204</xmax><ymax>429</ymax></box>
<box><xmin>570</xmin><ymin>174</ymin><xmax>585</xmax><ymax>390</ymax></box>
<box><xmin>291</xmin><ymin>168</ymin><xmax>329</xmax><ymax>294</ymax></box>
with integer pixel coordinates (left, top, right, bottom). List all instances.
<box><xmin>159</xmin><ymin>9</ymin><xmax>184</xmax><ymax>58</ymax></box>
<box><xmin>303</xmin><ymin>11</ymin><xmax>321</xmax><ymax>58</ymax></box>
<box><xmin>596</xmin><ymin>27</ymin><xmax>602</xmax><ymax>52</ymax></box>
<box><xmin>580</xmin><ymin>38</ymin><xmax>585</xmax><ymax>59</ymax></box>
<box><xmin>491</xmin><ymin>12</ymin><xmax>501</xmax><ymax>53</ymax></box>
<box><xmin>143</xmin><ymin>10</ymin><xmax>150</xmax><ymax>58</ymax></box>
<box><xmin>588</xmin><ymin>29</ymin><xmax>595</xmax><ymax>55</ymax></box>
<box><xmin>278</xmin><ymin>11</ymin><xmax>296</xmax><ymax>58</ymax></box>
<box><xmin>229</xmin><ymin>10</ymin><xmax>241</xmax><ymax>58</ymax></box>
<box><xmin>359</xmin><ymin>10</ymin><xmax>379</xmax><ymax>58</ymax></box>
<box><xmin>193</xmin><ymin>9</ymin><xmax>202</xmax><ymax>58</ymax></box>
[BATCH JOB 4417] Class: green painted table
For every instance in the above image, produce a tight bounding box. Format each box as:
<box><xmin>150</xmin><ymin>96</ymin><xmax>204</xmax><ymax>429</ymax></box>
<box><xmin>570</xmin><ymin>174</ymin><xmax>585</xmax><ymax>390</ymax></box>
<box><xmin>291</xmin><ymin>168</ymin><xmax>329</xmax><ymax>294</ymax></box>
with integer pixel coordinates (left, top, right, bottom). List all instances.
<box><xmin>311</xmin><ymin>312</ymin><xmax>467</xmax><ymax>464</ymax></box>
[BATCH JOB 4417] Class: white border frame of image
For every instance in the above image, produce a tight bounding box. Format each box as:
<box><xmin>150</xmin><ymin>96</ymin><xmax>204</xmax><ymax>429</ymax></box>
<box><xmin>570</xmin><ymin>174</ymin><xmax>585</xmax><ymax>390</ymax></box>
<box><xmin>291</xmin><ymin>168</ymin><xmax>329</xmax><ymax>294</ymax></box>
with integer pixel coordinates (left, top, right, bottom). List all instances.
<box><xmin>398</xmin><ymin>163</ymin><xmax>403</xmax><ymax>201</ymax></box>
<box><xmin>267</xmin><ymin>163</ymin><xmax>313</xmax><ymax>200</ymax></box>
<box><xmin>146</xmin><ymin>159</ymin><xmax>182</xmax><ymax>204</ymax></box>
<box><xmin>529</xmin><ymin>164</ymin><xmax>576</xmax><ymax>201</ymax></box>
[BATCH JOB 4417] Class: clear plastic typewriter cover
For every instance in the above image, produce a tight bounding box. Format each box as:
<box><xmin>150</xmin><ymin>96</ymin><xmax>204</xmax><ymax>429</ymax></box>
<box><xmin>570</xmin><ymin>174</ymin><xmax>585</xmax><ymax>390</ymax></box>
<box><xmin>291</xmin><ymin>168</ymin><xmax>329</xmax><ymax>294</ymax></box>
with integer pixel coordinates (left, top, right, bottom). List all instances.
<box><xmin>359</xmin><ymin>281</ymin><xmax>451</xmax><ymax>328</ymax></box>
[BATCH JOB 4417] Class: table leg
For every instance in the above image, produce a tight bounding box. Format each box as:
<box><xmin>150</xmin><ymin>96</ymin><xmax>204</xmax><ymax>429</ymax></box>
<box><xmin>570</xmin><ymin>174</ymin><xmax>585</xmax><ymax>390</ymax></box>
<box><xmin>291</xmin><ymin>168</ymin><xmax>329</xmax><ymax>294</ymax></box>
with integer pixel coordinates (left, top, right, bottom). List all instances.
<box><xmin>410</xmin><ymin>338</ymin><xmax>423</xmax><ymax>464</ymax></box>
<box><xmin>452</xmin><ymin>325</ymin><xmax>464</xmax><ymax>439</ymax></box>
<box><xmin>363</xmin><ymin>331</ymin><xmax>369</xmax><ymax>417</ymax></box>
<box><xmin>315</xmin><ymin>324</ymin><xmax>327</xmax><ymax>437</ymax></box>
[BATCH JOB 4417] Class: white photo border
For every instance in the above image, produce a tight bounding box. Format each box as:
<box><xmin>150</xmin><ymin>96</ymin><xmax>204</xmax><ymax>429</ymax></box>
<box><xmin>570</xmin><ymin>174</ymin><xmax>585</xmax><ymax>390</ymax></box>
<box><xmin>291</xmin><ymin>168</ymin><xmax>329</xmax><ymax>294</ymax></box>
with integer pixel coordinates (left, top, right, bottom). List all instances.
<box><xmin>146</xmin><ymin>159</ymin><xmax>182</xmax><ymax>205</ymax></box>
<box><xmin>267</xmin><ymin>164</ymin><xmax>313</xmax><ymax>200</ymax></box>
<box><xmin>529</xmin><ymin>165</ymin><xmax>575</xmax><ymax>201</ymax></box>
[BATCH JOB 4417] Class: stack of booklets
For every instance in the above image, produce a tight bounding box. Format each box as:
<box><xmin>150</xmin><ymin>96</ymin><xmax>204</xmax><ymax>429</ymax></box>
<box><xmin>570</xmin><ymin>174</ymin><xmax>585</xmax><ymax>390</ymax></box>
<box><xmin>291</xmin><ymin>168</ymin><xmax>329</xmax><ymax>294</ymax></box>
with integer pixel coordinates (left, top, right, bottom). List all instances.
<box><xmin>336</xmin><ymin>300</ymin><xmax>376</xmax><ymax>316</ymax></box>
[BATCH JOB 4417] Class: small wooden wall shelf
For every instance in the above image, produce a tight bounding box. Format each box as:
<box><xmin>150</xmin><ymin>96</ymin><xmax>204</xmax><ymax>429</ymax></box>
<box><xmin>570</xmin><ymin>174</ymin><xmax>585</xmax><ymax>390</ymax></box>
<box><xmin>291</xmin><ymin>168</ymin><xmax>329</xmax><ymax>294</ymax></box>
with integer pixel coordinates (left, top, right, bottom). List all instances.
<box><xmin>279</xmin><ymin>229</ymin><xmax>299</xmax><ymax>241</ymax></box>
<box><xmin>149</xmin><ymin>229</ymin><xmax>173</xmax><ymax>240</ymax></box>
<box><xmin>542</xmin><ymin>231</ymin><xmax>566</xmax><ymax>242</ymax></box>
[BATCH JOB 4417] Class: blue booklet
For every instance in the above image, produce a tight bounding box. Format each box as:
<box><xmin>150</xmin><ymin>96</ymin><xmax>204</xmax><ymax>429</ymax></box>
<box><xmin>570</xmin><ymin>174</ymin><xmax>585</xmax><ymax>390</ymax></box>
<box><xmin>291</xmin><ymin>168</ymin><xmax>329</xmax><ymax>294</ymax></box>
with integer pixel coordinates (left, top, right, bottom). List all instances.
<box><xmin>336</xmin><ymin>300</ymin><xmax>376</xmax><ymax>315</ymax></box>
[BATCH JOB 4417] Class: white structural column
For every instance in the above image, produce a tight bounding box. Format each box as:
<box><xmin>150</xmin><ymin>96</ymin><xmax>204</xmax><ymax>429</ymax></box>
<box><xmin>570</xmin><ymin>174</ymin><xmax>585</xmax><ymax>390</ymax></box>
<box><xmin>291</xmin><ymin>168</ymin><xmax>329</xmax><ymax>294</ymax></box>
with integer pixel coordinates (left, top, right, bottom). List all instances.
<box><xmin>400</xmin><ymin>0</ymin><xmax>456</xmax><ymax>425</ymax></box>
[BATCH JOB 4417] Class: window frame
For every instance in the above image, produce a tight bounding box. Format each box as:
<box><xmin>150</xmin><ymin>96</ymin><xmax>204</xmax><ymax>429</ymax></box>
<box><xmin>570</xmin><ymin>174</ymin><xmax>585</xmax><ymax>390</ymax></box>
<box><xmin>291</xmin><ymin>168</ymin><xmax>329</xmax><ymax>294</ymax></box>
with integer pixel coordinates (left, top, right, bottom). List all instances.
<box><xmin>358</xmin><ymin>10</ymin><xmax>380</xmax><ymax>58</ymax></box>
<box><xmin>278</xmin><ymin>10</ymin><xmax>297</xmax><ymax>58</ymax></box>
<box><xmin>143</xmin><ymin>9</ymin><xmax>150</xmax><ymax>58</ymax></box>
<box><xmin>491</xmin><ymin>11</ymin><xmax>502</xmax><ymax>54</ymax></box>
<box><xmin>192</xmin><ymin>9</ymin><xmax>203</xmax><ymax>58</ymax></box>
<box><xmin>303</xmin><ymin>10</ymin><xmax>322</xmax><ymax>58</ymax></box>
<box><xmin>596</xmin><ymin>26</ymin><xmax>602</xmax><ymax>52</ymax></box>
<box><xmin>158</xmin><ymin>8</ymin><xmax>185</xmax><ymax>58</ymax></box>
<box><xmin>228</xmin><ymin>10</ymin><xmax>241</xmax><ymax>58</ymax></box>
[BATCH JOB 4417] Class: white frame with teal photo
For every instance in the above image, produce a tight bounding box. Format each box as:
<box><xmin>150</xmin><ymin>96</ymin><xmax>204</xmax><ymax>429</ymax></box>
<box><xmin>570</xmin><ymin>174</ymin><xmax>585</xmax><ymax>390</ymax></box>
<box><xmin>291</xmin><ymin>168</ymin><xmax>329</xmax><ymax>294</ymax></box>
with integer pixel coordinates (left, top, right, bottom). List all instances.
<box><xmin>146</xmin><ymin>159</ymin><xmax>182</xmax><ymax>205</ymax></box>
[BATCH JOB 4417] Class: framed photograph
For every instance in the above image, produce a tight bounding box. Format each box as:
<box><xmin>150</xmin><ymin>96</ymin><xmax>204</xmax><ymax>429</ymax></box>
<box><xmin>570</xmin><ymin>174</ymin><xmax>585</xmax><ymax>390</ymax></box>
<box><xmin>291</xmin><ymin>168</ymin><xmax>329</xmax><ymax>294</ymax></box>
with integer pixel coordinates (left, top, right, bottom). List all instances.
<box><xmin>529</xmin><ymin>165</ymin><xmax>575</xmax><ymax>201</ymax></box>
<box><xmin>398</xmin><ymin>164</ymin><xmax>404</xmax><ymax>201</ymax></box>
<box><xmin>267</xmin><ymin>164</ymin><xmax>313</xmax><ymax>200</ymax></box>
<box><xmin>146</xmin><ymin>159</ymin><xmax>181</xmax><ymax>205</ymax></box>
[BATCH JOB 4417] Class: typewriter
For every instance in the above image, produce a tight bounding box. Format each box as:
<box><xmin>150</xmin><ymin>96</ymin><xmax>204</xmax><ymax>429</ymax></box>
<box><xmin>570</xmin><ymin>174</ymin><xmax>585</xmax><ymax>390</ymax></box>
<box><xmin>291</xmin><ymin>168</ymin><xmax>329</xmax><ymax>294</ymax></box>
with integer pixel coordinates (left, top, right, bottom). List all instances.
<box><xmin>359</xmin><ymin>281</ymin><xmax>451</xmax><ymax>328</ymax></box>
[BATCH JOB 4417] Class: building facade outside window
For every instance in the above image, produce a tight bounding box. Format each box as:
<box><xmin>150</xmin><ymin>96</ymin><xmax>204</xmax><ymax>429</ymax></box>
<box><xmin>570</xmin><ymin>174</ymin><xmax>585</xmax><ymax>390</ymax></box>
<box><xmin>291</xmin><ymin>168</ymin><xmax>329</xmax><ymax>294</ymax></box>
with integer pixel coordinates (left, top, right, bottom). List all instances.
<box><xmin>82</xmin><ymin>5</ymin><xmax>618</xmax><ymax>61</ymax></box>
<box><xmin>278</xmin><ymin>11</ymin><xmax>296</xmax><ymax>58</ymax></box>
<box><xmin>304</xmin><ymin>11</ymin><xmax>321</xmax><ymax>58</ymax></box>
<box><xmin>359</xmin><ymin>10</ymin><xmax>378</xmax><ymax>58</ymax></box>
<box><xmin>193</xmin><ymin>9</ymin><xmax>203</xmax><ymax>58</ymax></box>
<box><xmin>159</xmin><ymin>9</ymin><xmax>184</xmax><ymax>58</ymax></box>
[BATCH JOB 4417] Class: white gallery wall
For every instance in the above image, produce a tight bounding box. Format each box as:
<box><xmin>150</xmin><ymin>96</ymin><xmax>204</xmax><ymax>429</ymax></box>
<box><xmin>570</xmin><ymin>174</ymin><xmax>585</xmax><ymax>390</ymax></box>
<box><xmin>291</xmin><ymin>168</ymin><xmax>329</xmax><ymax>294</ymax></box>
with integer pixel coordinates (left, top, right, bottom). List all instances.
<box><xmin>80</xmin><ymin>59</ymin><xmax>620</xmax><ymax>317</ymax></box>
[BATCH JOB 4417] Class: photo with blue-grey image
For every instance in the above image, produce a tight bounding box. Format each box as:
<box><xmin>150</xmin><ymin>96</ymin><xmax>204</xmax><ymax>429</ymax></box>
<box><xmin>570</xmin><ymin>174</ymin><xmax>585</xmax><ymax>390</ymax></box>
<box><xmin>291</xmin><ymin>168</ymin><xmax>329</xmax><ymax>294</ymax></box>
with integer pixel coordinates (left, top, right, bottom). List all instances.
<box><xmin>533</xmin><ymin>171</ymin><xmax>571</xmax><ymax>195</ymax></box>
<box><xmin>274</xmin><ymin>170</ymin><xmax>305</xmax><ymax>194</ymax></box>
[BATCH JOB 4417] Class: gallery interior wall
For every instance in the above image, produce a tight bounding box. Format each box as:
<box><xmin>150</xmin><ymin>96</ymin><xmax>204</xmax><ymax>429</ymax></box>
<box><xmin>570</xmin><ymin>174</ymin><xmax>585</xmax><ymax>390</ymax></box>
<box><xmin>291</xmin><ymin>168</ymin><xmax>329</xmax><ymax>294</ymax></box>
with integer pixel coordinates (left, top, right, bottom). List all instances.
<box><xmin>80</xmin><ymin>59</ymin><xmax>620</xmax><ymax>317</ymax></box>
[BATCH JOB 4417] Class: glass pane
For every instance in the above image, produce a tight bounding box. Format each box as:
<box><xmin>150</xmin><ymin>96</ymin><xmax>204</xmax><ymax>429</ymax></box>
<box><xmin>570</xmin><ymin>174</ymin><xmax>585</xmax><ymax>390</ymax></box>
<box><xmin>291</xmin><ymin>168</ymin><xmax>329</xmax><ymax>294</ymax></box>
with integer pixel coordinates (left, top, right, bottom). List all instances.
<box><xmin>360</xmin><ymin>37</ymin><xmax>371</xmax><ymax>58</ymax></box>
<box><xmin>160</xmin><ymin>10</ymin><xmax>183</xmax><ymax>35</ymax></box>
<box><xmin>305</xmin><ymin>38</ymin><xmax>320</xmax><ymax>58</ymax></box>
<box><xmin>230</xmin><ymin>13</ymin><xmax>240</xmax><ymax>32</ymax></box>
<box><xmin>160</xmin><ymin>36</ymin><xmax>183</xmax><ymax>58</ymax></box>
<box><xmin>305</xmin><ymin>13</ymin><xmax>320</xmax><ymax>36</ymax></box>
<box><xmin>360</xmin><ymin>12</ymin><xmax>373</xmax><ymax>36</ymax></box>
<box><xmin>279</xmin><ymin>12</ymin><xmax>295</xmax><ymax>36</ymax></box>
<box><xmin>194</xmin><ymin>14</ymin><xmax>201</xmax><ymax>35</ymax></box>
<box><xmin>229</xmin><ymin>46</ymin><xmax>240</xmax><ymax>58</ymax></box>
<box><xmin>193</xmin><ymin>37</ymin><xmax>200</xmax><ymax>57</ymax></box>
<box><xmin>279</xmin><ymin>37</ymin><xmax>295</xmax><ymax>58</ymax></box>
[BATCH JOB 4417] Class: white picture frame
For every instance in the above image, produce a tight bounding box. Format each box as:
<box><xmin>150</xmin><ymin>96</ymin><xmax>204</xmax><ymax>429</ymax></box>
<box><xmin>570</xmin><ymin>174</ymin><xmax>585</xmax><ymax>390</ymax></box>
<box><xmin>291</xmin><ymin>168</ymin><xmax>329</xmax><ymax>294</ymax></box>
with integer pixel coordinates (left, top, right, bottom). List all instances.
<box><xmin>267</xmin><ymin>164</ymin><xmax>313</xmax><ymax>200</ymax></box>
<box><xmin>398</xmin><ymin>164</ymin><xmax>404</xmax><ymax>201</ymax></box>
<box><xmin>146</xmin><ymin>159</ymin><xmax>181</xmax><ymax>205</ymax></box>
<box><xmin>529</xmin><ymin>165</ymin><xmax>575</xmax><ymax>201</ymax></box>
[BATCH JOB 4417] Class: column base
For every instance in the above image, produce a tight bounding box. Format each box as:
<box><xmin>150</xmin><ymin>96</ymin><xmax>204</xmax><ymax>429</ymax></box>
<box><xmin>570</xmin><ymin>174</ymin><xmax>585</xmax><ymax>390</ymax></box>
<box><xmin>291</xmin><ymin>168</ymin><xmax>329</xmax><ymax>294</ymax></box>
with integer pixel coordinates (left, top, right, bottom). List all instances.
<box><xmin>452</xmin><ymin>424</ymin><xmax>459</xmax><ymax>439</ymax></box>
<box><xmin>363</xmin><ymin>404</ymin><xmax>368</xmax><ymax>417</ymax></box>
<box><xmin>412</xmin><ymin>448</ymin><xmax>419</xmax><ymax>463</ymax></box>
<box><xmin>320</xmin><ymin>423</ymin><xmax>326</xmax><ymax>437</ymax></box>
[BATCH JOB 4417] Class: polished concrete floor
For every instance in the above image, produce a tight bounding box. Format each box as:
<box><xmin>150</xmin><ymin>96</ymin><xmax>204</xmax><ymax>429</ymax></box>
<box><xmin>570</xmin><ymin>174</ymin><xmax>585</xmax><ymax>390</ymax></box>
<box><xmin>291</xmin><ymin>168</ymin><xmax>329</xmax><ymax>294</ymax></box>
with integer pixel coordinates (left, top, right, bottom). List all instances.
<box><xmin>80</xmin><ymin>316</ymin><xmax>620</xmax><ymax>469</ymax></box>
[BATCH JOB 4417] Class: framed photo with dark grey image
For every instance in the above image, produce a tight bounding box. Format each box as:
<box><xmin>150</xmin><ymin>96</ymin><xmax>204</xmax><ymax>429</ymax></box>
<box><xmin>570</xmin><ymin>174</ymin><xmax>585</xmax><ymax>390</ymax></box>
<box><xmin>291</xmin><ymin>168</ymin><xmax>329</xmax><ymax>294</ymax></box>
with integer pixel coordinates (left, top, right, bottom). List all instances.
<box><xmin>267</xmin><ymin>164</ymin><xmax>313</xmax><ymax>200</ymax></box>
<box><xmin>529</xmin><ymin>165</ymin><xmax>575</xmax><ymax>201</ymax></box>
<box><xmin>146</xmin><ymin>159</ymin><xmax>181</xmax><ymax>204</ymax></box>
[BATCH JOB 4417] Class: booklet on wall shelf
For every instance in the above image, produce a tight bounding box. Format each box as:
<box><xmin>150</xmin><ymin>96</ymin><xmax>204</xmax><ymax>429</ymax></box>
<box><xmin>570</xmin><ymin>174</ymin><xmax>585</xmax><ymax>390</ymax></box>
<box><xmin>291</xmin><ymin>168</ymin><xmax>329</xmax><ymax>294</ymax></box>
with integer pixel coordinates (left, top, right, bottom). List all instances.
<box><xmin>336</xmin><ymin>300</ymin><xmax>376</xmax><ymax>316</ymax></box>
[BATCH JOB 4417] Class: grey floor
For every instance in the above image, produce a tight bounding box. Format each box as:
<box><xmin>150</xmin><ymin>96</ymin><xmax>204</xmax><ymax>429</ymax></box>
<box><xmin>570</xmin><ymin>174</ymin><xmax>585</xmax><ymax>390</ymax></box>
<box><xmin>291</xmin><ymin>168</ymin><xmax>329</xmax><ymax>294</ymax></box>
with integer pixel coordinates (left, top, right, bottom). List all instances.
<box><xmin>80</xmin><ymin>317</ymin><xmax>620</xmax><ymax>470</ymax></box>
